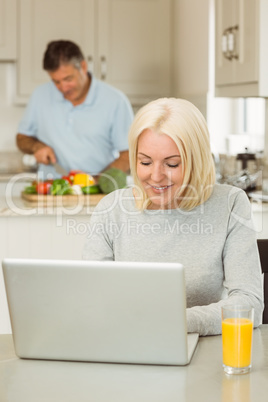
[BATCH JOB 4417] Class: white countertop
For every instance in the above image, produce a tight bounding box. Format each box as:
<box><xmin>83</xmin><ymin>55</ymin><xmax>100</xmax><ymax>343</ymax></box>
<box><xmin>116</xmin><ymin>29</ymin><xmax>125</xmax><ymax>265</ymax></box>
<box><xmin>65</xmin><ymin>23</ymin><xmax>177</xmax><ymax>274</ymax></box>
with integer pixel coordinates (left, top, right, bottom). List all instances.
<box><xmin>1</xmin><ymin>192</ymin><xmax>267</xmax><ymax>218</ymax></box>
<box><xmin>0</xmin><ymin>194</ymin><xmax>97</xmax><ymax>217</ymax></box>
<box><xmin>0</xmin><ymin>174</ymin><xmax>98</xmax><ymax>216</ymax></box>
<box><xmin>250</xmin><ymin>199</ymin><xmax>268</xmax><ymax>212</ymax></box>
<box><xmin>0</xmin><ymin>174</ymin><xmax>268</xmax><ymax>217</ymax></box>
<box><xmin>1</xmin><ymin>326</ymin><xmax>268</xmax><ymax>402</ymax></box>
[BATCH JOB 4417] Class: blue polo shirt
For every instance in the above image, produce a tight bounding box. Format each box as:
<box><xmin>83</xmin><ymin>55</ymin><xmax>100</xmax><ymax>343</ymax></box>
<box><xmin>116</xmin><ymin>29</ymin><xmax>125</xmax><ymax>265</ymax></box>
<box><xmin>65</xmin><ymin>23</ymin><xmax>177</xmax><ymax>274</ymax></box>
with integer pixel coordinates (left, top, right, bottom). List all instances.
<box><xmin>18</xmin><ymin>74</ymin><xmax>134</xmax><ymax>177</ymax></box>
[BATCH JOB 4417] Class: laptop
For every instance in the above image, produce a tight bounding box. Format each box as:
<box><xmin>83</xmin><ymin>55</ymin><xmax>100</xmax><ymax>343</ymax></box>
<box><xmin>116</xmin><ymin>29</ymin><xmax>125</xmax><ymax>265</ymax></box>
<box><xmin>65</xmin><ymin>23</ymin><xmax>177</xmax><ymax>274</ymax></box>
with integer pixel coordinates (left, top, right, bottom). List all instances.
<box><xmin>2</xmin><ymin>258</ymin><xmax>199</xmax><ymax>366</ymax></box>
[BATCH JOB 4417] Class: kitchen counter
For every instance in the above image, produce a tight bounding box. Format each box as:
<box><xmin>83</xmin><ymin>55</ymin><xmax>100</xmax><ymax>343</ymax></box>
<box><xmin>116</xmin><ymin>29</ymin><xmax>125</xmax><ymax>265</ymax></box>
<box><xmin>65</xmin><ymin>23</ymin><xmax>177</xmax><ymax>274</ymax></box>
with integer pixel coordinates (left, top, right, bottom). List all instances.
<box><xmin>1</xmin><ymin>326</ymin><xmax>268</xmax><ymax>401</ymax></box>
<box><xmin>1</xmin><ymin>194</ymin><xmax>266</xmax><ymax>240</ymax></box>
<box><xmin>1</xmin><ymin>197</ymin><xmax>267</xmax><ymax>217</ymax></box>
<box><xmin>0</xmin><ymin>195</ymin><xmax>266</xmax><ymax>218</ymax></box>
<box><xmin>1</xmin><ymin>171</ymin><xmax>267</xmax><ymax>214</ymax></box>
<box><xmin>0</xmin><ymin>173</ymin><xmax>268</xmax><ymax>217</ymax></box>
<box><xmin>0</xmin><ymin>184</ymin><xmax>268</xmax><ymax>334</ymax></box>
<box><xmin>249</xmin><ymin>199</ymin><xmax>268</xmax><ymax>239</ymax></box>
<box><xmin>0</xmin><ymin>172</ymin><xmax>98</xmax><ymax>217</ymax></box>
<box><xmin>0</xmin><ymin>194</ymin><xmax>97</xmax><ymax>217</ymax></box>
<box><xmin>250</xmin><ymin>199</ymin><xmax>268</xmax><ymax>212</ymax></box>
<box><xmin>0</xmin><ymin>151</ymin><xmax>36</xmax><ymax>181</ymax></box>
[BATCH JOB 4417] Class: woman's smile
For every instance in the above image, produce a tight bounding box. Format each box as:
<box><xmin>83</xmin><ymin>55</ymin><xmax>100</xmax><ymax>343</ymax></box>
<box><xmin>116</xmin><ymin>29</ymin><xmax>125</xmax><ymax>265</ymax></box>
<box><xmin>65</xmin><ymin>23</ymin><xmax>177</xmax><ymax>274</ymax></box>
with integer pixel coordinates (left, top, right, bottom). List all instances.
<box><xmin>137</xmin><ymin>128</ymin><xmax>183</xmax><ymax>209</ymax></box>
<box><xmin>147</xmin><ymin>183</ymin><xmax>174</xmax><ymax>192</ymax></box>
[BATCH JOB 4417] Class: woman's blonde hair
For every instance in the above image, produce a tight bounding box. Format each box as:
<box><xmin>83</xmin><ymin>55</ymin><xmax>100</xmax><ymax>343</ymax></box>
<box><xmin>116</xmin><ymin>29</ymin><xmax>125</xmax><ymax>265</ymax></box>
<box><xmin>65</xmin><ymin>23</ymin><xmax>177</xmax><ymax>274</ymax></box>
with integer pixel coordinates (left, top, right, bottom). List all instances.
<box><xmin>128</xmin><ymin>98</ymin><xmax>216</xmax><ymax>210</ymax></box>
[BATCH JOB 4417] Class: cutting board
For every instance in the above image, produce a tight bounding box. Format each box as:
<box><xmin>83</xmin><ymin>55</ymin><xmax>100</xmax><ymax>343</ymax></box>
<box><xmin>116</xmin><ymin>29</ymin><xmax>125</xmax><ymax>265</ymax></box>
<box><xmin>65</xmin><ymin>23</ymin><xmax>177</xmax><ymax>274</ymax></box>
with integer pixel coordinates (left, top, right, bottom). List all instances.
<box><xmin>21</xmin><ymin>192</ymin><xmax>105</xmax><ymax>206</ymax></box>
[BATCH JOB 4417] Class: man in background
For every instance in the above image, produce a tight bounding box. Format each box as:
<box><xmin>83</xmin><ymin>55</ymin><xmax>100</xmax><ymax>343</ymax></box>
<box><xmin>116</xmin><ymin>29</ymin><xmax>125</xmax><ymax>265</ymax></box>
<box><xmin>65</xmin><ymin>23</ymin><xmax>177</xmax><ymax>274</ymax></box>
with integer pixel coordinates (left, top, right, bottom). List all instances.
<box><xmin>16</xmin><ymin>40</ymin><xmax>134</xmax><ymax>178</ymax></box>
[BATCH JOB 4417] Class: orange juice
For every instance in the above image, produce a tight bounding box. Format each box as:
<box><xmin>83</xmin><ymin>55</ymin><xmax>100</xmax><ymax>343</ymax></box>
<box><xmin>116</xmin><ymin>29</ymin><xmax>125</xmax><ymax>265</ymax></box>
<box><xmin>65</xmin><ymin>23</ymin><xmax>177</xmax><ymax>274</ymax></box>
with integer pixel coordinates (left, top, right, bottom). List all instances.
<box><xmin>222</xmin><ymin>318</ymin><xmax>253</xmax><ymax>368</ymax></box>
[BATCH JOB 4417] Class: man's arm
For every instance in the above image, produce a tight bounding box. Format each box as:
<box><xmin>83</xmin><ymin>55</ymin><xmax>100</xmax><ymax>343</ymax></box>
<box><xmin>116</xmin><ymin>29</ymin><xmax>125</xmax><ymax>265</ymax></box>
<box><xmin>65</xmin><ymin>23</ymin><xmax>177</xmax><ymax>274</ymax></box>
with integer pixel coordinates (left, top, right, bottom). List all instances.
<box><xmin>16</xmin><ymin>133</ymin><xmax>57</xmax><ymax>165</ymax></box>
<box><xmin>109</xmin><ymin>150</ymin><xmax>130</xmax><ymax>173</ymax></box>
<box><xmin>17</xmin><ymin>133</ymin><xmax>47</xmax><ymax>154</ymax></box>
<box><xmin>93</xmin><ymin>150</ymin><xmax>130</xmax><ymax>182</ymax></box>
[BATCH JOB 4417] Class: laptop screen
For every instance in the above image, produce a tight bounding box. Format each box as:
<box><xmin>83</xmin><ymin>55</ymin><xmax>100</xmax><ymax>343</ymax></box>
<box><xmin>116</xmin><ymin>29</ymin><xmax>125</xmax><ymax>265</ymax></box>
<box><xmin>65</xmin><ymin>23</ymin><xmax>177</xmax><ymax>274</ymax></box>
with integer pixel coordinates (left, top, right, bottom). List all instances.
<box><xmin>2</xmin><ymin>258</ymin><xmax>198</xmax><ymax>365</ymax></box>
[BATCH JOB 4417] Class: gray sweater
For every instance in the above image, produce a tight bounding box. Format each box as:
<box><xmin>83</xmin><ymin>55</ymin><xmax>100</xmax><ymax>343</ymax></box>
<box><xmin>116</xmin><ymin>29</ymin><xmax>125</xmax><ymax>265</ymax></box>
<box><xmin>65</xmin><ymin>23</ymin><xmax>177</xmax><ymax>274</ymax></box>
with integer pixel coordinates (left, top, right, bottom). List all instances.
<box><xmin>83</xmin><ymin>184</ymin><xmax>263</xmax><ymax>335</ymax></box>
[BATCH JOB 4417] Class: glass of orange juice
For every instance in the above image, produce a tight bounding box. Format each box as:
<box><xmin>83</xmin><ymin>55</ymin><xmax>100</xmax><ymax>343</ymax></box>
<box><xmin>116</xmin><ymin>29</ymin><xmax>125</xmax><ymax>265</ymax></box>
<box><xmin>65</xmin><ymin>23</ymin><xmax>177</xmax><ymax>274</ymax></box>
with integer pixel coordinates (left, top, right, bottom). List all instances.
<box><xmin>221</xmin><ymin>305</ymin><xmax>254</xmax><ymax>375</ymax></box>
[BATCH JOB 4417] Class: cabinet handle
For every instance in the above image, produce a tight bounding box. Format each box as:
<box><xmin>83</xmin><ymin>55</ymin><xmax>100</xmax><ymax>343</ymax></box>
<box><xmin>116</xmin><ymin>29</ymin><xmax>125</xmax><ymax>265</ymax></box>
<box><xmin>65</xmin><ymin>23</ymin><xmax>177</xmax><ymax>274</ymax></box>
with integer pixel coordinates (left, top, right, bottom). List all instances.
<box><xmin>100</xmin><ymin>56</ymin><xmax>107</xmax><ymax>80</ymax></box>
<box><xmin>230</xmin><ymin>25</ymin><xmax>239</xmax><ymax>60</ymax></box>
<box><xmin>222</xmin><ymin>25</ymin><xmax>239</xmax><ymax>61</ymax></box>
<box><xmin>221</xmin><ymin>33</ymin><xmax>228</xmax><ymax>54</ymax></box>
<box><xmin>87</xmin><ymin>56</ymin><xmax>94</xmax><ymax>73</ymax></box>
<box><xmin>222</xmin><ymin>27</ymin><xmax>233</xmax><ymax>60</ymax></box>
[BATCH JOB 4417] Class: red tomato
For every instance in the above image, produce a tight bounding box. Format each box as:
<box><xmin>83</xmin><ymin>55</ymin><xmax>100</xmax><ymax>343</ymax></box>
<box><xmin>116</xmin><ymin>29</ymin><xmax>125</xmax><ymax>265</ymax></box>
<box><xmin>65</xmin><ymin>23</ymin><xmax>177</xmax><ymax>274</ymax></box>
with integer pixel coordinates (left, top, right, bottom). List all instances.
<box><xmin>36</xmin><ymin>182</ymin><xmax>51</xmax><ymax>195</ymax></box>
<box><xmin>61</xmin><ymin>175</ymin><xmax>72</xmax><ymax>184</ymax></box>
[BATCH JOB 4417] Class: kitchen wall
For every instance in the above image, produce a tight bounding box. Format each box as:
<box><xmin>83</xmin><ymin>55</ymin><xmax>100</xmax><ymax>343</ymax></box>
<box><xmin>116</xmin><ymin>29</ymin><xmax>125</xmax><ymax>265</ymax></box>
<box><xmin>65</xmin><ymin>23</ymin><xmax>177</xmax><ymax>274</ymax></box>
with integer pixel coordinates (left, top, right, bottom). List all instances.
<box><xmin>172</xmin><ymin>0</ymin><xmax>209</xmax><ymax>115</ymax></box>
<box><xmin>0</xmin><ymin>0</ymin><xmax>266</xmax><ymax>160</ymax></box>
<box><xmin>0</xmin><ymin>0</ymin><xmax>213</xmax><ymax>155</ymax></box>
<box><xmin>0</xmin><ymin>63</ymin><xmax>24</xmax><ymax>150</ymax></box>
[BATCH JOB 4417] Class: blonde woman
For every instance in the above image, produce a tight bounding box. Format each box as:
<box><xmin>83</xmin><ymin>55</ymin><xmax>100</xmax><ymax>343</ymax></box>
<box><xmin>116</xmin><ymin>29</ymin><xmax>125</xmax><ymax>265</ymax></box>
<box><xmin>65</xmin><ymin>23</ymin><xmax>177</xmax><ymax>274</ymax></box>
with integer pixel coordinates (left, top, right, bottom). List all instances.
<box><xmin>83</xmin><ymin>98</ymin><xmax>263</xmax><ymax>336</ymax></box>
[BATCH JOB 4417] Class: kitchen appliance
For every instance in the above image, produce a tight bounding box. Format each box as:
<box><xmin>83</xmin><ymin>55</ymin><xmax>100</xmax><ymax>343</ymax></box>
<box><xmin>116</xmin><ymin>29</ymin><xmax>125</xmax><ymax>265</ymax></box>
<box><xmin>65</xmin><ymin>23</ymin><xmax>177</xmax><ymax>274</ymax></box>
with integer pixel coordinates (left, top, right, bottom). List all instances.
<box><xmin>225</xmin><ymin>148</ymin><xmax>260</xmax><ymax>192</ymax></box>
<box><xmin>236</xmin><ymin>148</ymin><xmax>256</xmax><ymax>170</ymax></box>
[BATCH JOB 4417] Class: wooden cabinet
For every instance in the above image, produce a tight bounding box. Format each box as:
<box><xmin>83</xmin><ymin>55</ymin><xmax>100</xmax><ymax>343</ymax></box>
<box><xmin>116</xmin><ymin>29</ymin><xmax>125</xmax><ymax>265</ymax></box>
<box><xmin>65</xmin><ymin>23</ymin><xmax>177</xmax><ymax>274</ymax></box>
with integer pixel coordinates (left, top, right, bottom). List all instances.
<box><xmin>0</xmin><ymin>0</ymin><xmax>16</xmax><ymax>60</ymax></box>
<box><xmin>17</xmin><ymin>0</ymin><xmax>171</xmax><ymax>104</ymax></box>
<box><xmin>215</xmin><ymin>0</ymin><xmax>268</xmax><ymax>97</ymax></box>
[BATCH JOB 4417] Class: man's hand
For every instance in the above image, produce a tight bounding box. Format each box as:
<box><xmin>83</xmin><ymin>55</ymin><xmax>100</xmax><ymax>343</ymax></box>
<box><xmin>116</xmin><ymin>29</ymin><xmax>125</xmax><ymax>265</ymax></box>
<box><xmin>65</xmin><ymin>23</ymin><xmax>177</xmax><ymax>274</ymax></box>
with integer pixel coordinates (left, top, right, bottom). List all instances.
<box><xmin>34</xmin><ymin>146</ymin><xmax>57</xmax><ymax>165</ymax></box>
<box><xmin>16</xmin><ymin>133</ymin><xmax>57</xmax><ymax>165</ymax></box>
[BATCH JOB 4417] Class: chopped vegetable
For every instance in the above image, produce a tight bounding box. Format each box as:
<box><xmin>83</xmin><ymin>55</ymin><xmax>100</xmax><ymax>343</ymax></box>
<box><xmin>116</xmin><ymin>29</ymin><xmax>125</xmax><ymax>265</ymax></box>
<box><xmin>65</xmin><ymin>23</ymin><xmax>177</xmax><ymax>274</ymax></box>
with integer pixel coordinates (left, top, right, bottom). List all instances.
<box><xmin>98</xmin><ymin>168</ymin><xmax>127</xmax><ymax>194</ymax></box>
<box><xmin>61</xmin><ymin>175</ymin><xmax>72</xmax><ymax>184</ymax></box>
<box><xmin>68</xmin><ymin>170</ymin><xmax>84</xmax><ymax>183</ymax></box>
<box><xmin>73</xmin><ymin>173</ymin><xmax>95</xmax><ymax>187</ymax></box>
<box><xmin>50</xmin><ymin>179</ymin><xmax>71</xmax><ymax>195</ymax></box>
<box><xmin>81</xmin><ymin>184</ymin><xmax>101</xmax><ymax>195</ymax></box>
<box><xmin>36</xmin><ymin>182</ymin><xmax>51</xmax><ymax>195</ymax></box>
<box><xmin>62</xmin><ymin>188</ymin><xmax>74</xmax><ymax>195</ymax></box>
<box><xmin>24</xmin><ymin>185</ymin><xmax>37</xmax><ymax>194</ymax></box>
<box><xmin>23</xmin><ymin>173</ymin><xmax>99</xmax><ymax>197</ymax></box>
<box><xmin>71</xmin><ymin>185</ymin><xmax>83</xmax><ymax>195</ymax></box>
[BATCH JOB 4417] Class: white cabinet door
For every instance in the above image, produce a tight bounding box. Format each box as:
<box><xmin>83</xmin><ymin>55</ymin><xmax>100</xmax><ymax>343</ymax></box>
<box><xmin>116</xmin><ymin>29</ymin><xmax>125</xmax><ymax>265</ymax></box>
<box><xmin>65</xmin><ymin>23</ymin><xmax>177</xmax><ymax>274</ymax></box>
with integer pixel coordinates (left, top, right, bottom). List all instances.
<box><xmin>215</xmin><ymin>0</ymin><xmax>257</xmax><ymax>86</ymax></box>
<box><xmin>17</xmin><ymin>0</ymin><xmax>171</xmax><ymax>102</ymax></box>
<box><xmin>215</xmin><ymin>0</ymin><xmax>235</xmax><ymax>86</ymax></box>
<box><xmin>17</xmin><ymin>0</ymin><xmax>94</xmax><ymax>97</ymax></box>
<box><xmin>0</xmin><ymin>0</ymin><xmax>16</xmax><ymax>60</ymax></box>
<box><xmin>215</xmin><ymin>0</ymin><xmax>268</xmax><ymax>97</ymax></box>
<box><xmin>97</xmin><ymin>0</ymin><xmax>171</xmax><ymax>100</ymax></box>
<box><xmin>234</xmin><ymin>0</ymin><xmax>257</xmax><ymax>85</ymax></box>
